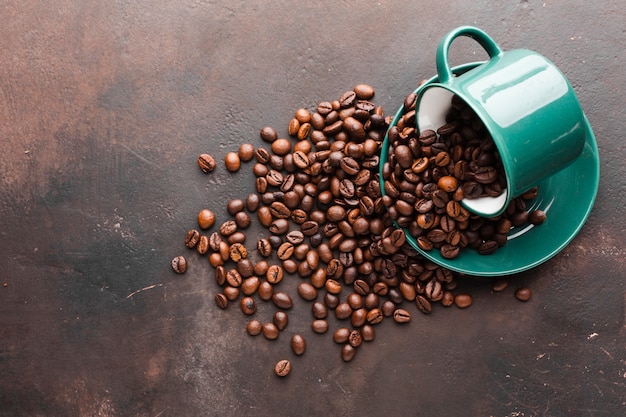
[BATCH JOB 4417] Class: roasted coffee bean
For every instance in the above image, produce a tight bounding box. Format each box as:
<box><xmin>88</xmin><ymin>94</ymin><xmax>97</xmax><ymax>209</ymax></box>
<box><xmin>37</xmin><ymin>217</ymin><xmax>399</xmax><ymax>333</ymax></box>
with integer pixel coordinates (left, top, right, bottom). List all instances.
<box><xmin>223</xmin><ymin>286</ymin><xmax>239</xmax><ymax>301</ymax></box>
<box><xmin>277</xmin><ymin>242</ymin><xmax>294</xmax><ymax>260</ymax></box>
<box><xmin>351</xmin><ymin>308</ymin><xmax>367</xmax><ymax>328</ymax></box>
<box><xmin>246</xmin><ymin>319</ymin><xmax>262</xmax><ymax>336</ymax></box>
<box><xmin>238</xmin><ymin>143</ymin><xmax>255</xmax><ymax>162</ymax></box>
<box><xmin>226</xmin><ymin>269</ymin><xmax>242</xmax><ymax>287</ymax></box>
<box><xmin>214</xmin><ymin>293</ymin><xmax>228</xmax><ymax>309</ymax></box>
<box><xmin>297</xmin><ymin>282</ymin><xmax>318</xmax><ymax>301</ymax></box>
<box><xmin>392</xmin><ymin>308</ymin><xmax>411</xmax><ymax>323</ymax></box>
<box><xmin>196</xmin><ymin>235</ymin><xmax>209</xmax><ymax>254</ymax></box>
<box><xmin>258</xmin><ymin>281</ymin><xmax>273</xmax><ymax>301</ymax></box>
<box><xmin>266</xmin><ymin>265</ymin><xmax>284</xmax><ymax>284</ymax></box>
<box><xmin>440</xmin><ymin>244</ymin><xmax>460</xmax><ymax>259</ymax></box>
<box><xmin>478</xmin><ymin>240</ymin><xmax>499</xmax><ymax>255</ymax></box>
<box><xmin>171</xmin><ymin>256</ymin><xmax>187</xmax><ymax>274</ymax></box>
<box><xmin>515</xmin><ymin>287</ymin><xmax>532</xmax><ymax>301</ymax></box>
<box><xmin>529</xmin><ymin>209</ymin><xmax>546</xmax><ymax>225</ymax></box>
<box><xmin>240</xmin><ymin>296</ymin><xmax>256</xmax><ymax>315</ymax></box>
<box><xmin>241</xmin><ymin>276</ymin><xmax>259</xmax><ymax>295</ymax></box>
<box><xmin>260</xmin><ymin>126</ymin><xmax>278</xmax><ymax>143</ymax></box>
<box><xmin>218</xmin><ymin>220</ymin><xmax>237</xmax><ymax>236</ymax></box>
<box><xmin>361</xmin><ymin>324</ymin><xmax>375</xmax><ymax>342</ymax></box>
<box><xmin>262</xmin><ymin>322</ymin><xmax>280</xmax><ymax>340</ymax></box>
<box><xmin>366</xmin><ymin>308</ymin><xmax>383</xmax><ymax>325</ymax></box>
<box><xmin>197</xmin><ymin>209</ymin><xmax>216</xmax><ymax>230</ymax></box>
<box><xmin>256</xmin><ymin>238</ymin><xmax>272</xmax><ymax>257</ymax></box>
<box><xmin>272</xmin><ymin>291</ymin><xmax>293</xmax><ymax>309</ymax></box>
<box><xmin>274</xmin><ymin>359</ymin><xmax>291</xmax><ymax>377</ymax></box>
<box><xmin>341</xmin><ymin>344</ymin><xmax>356</xmax><ymax>362</ymax></box>
<box><xmin>311</xmin><ymin>319</ymin><xmax>329</xmax><ymax>334</ymax></box>
<box><xmin>335</xmin><ymin>302</ymin><xmax>353</xmax><ymax>320</ymax></box>
<box><xmin>273</xmin><ymin>311</ymin><xmax>289</xmax><ymax>330</ymax></box>
<box><xmin>354</xmin><ymin>84</ymin><xmax>375</xmax><ymax>100</ymax></box>
<box><xmin>348</xmin><ymin>329</ymin><xmax>363</xmax><ymax>348</ymax></box>
<box><xmin>197</xmin><ymin>153</ymin><xmax>217</xmax><ymax>173</ymax></box>
<box><xmin>415</xmin><ymin>295</ymin><xmax>432</xmax><ymax>314</ymax></box>
<box><xmin>311</xmin><ymin>301</ymin><xmax>328</xmax><ymax>319</ymax></box>
<box><xmin>291</xmin><ymin>334</ymin><xmax>306</xmax><ymax>356</ymax></box>
<box><xmin>491</xmin><ymin>278</ymin><xmax>509</xmax><ymax>292</ymax></box>
<box><xmin>185</xmin><ymin>229</ymin><xmax>200</xmax><ymax>248</ymax></box>
<box><xmin>454</xmin><ymin>293</ymin><xmax>473</xmax><ymax>308</ymax></box>
<box><xmin>269</xmin><ymin>218</ymin><xmax>290</xmax><ymax>235</ymax></box>
<box><xmin>229</xmin><ymin>243</ymin><xmax>247</xmax><ymax>262</ymax></box>
<box><xmin>224</xmin><ymin>152</ymin><xmax>241</xmax><ymax>172</ymax></box>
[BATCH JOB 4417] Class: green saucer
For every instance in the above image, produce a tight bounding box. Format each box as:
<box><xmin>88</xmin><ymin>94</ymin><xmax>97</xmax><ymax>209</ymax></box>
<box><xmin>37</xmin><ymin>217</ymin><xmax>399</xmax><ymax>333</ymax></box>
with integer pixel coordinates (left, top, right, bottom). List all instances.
<box><xmin>379</xmin><ymin>63</ymin><xmax>600</xmax><ymax>276</ymax></box>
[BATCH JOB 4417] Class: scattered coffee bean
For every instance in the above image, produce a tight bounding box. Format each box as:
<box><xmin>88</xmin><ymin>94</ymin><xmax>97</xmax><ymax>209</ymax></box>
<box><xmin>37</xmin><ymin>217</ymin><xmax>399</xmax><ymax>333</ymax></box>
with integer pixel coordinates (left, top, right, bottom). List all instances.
<box><xmin>291</xmin><ymin>334</ymin><xmax>306</xmax><ymax>356</ymax></box>
<box><xmin>262</xmin><ymin>322</ymin><xmax>279</xmax><ymax>340</ymax></box>
<box><xmin>274</xmin><ymin>359</ymin><xmax>291</xmax><ymax>377</ymax></box>
<box><xmin>454</xmin><ymin>294</ymin><xmax>473</xmax><ymax>309</ymax></box>
<box><xmin>197</xmin><ymin>153</ymin><xmax>216</xmax><ymax>173</ymax></box>
<box><xmin>171</xmin><ymin>256</ymin><xmax>187</xmax><ymax>274</ymax></box>
<box><xmin>246</xmin><ymin>319</ymin><xmax>262</xmax><ymax>336</ymax></box>
<box><xmin>273</xmin><ymin>311</ymin><xmax>289</xmax><ymax>330</ymax></box>
<box><xmin>224</xmin><ymin>152</ymin><xmax>241</xmax><ymax>172</ymax></box>
<box><xmin>311</xmin><ymin>319</ymin><xmax>329</xmax><ymax>334</ymax></box>
<box><xmin>515</xmin><ymin>287</ymin><xmax>532</xmax><ymax>301</ymax></box>
<box><xmin>197</xmin><ymin>209</ymin><xmax>215</xmax><ymax>230</ymax></box>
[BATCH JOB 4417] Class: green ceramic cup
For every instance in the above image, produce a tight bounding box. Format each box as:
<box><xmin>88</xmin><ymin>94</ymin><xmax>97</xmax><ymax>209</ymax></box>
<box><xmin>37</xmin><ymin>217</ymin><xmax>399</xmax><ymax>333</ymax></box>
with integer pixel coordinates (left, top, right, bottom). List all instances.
<box><xmin>416</xmin><ymin>26</ymin><xmax>586</xmax><ymax>217</ymax></box>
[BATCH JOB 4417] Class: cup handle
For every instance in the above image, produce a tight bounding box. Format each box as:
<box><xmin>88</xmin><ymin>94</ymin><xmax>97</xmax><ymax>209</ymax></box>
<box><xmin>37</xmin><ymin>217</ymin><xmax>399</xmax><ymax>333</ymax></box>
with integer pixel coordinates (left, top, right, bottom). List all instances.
<box><xmin>436</xmin><ymin>26</ymin><xmax>503</xmax><ymax>84</ymax></box>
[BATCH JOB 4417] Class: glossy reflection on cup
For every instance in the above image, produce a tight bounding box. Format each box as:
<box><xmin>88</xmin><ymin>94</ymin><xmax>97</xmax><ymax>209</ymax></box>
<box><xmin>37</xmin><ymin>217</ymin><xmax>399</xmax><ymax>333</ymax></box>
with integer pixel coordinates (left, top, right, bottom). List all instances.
<box><xmin>416</xmin><ymin>26</ymin><xmax>586</xmax><ymax>217</ymax></box>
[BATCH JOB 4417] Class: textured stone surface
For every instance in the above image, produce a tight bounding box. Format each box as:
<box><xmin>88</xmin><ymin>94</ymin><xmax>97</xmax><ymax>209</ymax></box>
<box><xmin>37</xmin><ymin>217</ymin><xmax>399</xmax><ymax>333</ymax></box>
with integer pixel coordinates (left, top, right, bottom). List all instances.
<box><xmin>1</xmin><ymin>1</ymin><xmax>624</xmax><ymax>416</ymax></box>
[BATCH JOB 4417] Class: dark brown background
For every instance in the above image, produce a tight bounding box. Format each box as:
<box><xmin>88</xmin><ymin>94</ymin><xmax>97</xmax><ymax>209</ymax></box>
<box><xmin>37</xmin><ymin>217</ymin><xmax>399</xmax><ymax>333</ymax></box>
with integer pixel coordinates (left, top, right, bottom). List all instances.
<box><xmin>1</xmin><ymin>1</ymin><xmax>624</xmax><ymax>416</ymax></box>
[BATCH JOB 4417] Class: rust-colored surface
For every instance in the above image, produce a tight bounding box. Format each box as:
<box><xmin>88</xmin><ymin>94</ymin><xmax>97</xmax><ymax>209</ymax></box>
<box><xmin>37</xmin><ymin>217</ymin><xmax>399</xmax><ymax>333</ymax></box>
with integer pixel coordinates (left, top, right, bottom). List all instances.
<box><xmin>1</xmin><ymin>1</ymin><xmax>624</xmax><ymax>416</ymax></box>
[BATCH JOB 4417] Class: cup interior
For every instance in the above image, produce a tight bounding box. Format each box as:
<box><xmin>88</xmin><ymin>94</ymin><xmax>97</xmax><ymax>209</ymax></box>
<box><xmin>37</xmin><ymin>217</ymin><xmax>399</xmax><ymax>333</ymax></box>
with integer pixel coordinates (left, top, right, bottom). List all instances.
<box><xmin>417</xmin><ymin>86</ymin><xmax>509</xmax><ymax>217</ymax></box>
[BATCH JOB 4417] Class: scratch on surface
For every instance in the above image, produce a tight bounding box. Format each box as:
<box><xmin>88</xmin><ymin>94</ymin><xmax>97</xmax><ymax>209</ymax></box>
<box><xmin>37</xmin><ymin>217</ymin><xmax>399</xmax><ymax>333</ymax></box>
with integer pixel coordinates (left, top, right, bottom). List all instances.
<box><xmin>598</xmin><ymin>347</ymin><xmax>614</xmax><ymax>360</ymax></box>
<box><xmin>119</xmin><ymin>143</ymin><xmax>160</xmax><ymax>168</ymax></box>
<box><xmin>126</xmin><ymin>283</ymin><xmax>163</xmax><ymax>299</ymax></box>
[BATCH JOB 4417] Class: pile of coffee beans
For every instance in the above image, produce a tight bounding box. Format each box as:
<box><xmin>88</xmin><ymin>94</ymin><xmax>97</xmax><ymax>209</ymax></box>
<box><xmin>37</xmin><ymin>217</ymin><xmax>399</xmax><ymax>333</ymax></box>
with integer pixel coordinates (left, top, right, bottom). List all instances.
<box><xmin>382</xmin><ymin>93</ymin><xmax>546</xmax><ymax>258</ymax></box>
<box><xmin>170</xmin><ymin>84</ymin><xmax>533</xmax><ymax>376</ymax></box>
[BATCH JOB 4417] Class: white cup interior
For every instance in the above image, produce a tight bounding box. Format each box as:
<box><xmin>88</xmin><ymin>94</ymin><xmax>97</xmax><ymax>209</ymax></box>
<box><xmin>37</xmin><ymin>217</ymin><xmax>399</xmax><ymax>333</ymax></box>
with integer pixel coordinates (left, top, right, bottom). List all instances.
<box><xmin>417</xmin><ymin>86</ymin><xmax>508</xmax><ymax>217</ymax></box>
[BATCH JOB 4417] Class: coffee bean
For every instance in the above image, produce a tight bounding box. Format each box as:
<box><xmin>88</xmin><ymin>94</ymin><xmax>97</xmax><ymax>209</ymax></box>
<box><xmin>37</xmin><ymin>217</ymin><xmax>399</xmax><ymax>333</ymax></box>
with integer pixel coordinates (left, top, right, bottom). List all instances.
<box><xmin>311</xmin><ymin>319</ymin><xmax>329</xmax><ymax>334</ymax></box>
<box><xmin>273</xmin><ymin>311</ymin><xmax>289</xmax><ymax>330</ymax></box>
<box><xmin>259</xmin><ymin>126</ymin><xmax>278</xmax><ymax>143</ymax></box>
<box><xmin>262</xmin><ymin>322</ymin><xmax>280</xmax><ymax>340</ymax></box>
<box><xmin>226</xmin><ymin>269</ymin><xmax>242</xmax><ymax>287</ymax></box>
<box><xmin>197</xmin><ymin>209</ymin><xmax>215</xmax><ymax>230</ymax></box>
<box><xmin>246</xmin><ymin>319</ymin><xmax>262</xmax><ymax>336</ymax></box>
<box><xmin>392</xmin><ymin>308</ymin><xmax>411</xmax><ymax>323</ymax></box>
<box><xmin>171</xmin><ymin>256</ymin><xmax>187</xmax><ymax>274</ymax></box>
<box><xmin>291</xmin><ymin>334</ymin><xmax>306</xmax><ymax>356</ymax></box>
<box><xmin>341</xmin><ymin>344</ymin><xmax>356</xmax><ymax>362</ymax></box>
<box><xmin>348</xmin><ymin>329</ymin><xmax>363</xmax><ymax>348</ymax></box>
<box><xmin>229</xmin><ymin>243</ymin><xmax>247</xmax><ymax>262</ymax></box>
<box><xmin>478</xmin><ymin>240</ymin><xmax>499</xmax><ymax>255</ymax></box>
<box><xmin>197</xmin><ymin>153</ymin><xmax>217</xmax><ymax>173</ymax></box>
<box><xmin>515</xmin><ymin>287</ymin><xmax>532</xmax><ymax>301</ymax></box>
<box><xmin>529</xmin><ymin>210</ymin><xmax>546</xmax><ymax>225</ymax></box>
<box><xmin>223</xmin><ymin>286</ymin><xmax>239</xmax><ymax>301</ymax></box>
<box><xmin>454</xmin><ymin>293</ymin><xmax>473</xmax><ymax>308</ymax></box>
<box><xmin>354</xmin><ymin>84</ymin><xmax>375</xmax><ymax>100</ymax></box>
<box><xmin>185</xmin><ymin>229</ymin><xmax>200</xmax><ymax>248</ymax></box>
<box><xmin>214</xmin><ymin>293</ymin><xmax>228</xmax><ymax>309</ymax></box>
<box><xmin>224</xmin><ymin>152</ymin><xmax>241</xmax><ymax>172</ymax></box>
<box><xmin>415</xmin><ymin>295</ymin><xmax>432</xmax><ymax>314</ymax></box>
<box><xmin>351</xmin><ymin>308</ymin><xmax>367</xmax><ymax>328</ymax></box>
<box><xmin>297</xmin><ymin>282</ymin><xmax>318</xmax><ymax>301</ymax></box>
<box><xmin>366</xmin><ymin>308</ymin><xmax>383</xmax><ymax>325</ymax></box>
<box><xmin>274</xmin><ymin>359</ymin><xmax>291</xmax><ymax>377</ymax></box>
<box><xmin>272</xmin><ymin>291</ymin><xmax>293</xmax><ymax>309</ymax></box>
<box><xmin>240</xmin><ymin>296</ymin><xmax>256</xmax><ymax>315</ymax></box>
<box><xmin>491</xmin><ymin>278</ymin><xmax>509</xmax><ymax>292</ymax></box>
<box><xmin>266</xmin><ymin>265</ymin><xmax>284</xmax><ymax>285</ymax></box>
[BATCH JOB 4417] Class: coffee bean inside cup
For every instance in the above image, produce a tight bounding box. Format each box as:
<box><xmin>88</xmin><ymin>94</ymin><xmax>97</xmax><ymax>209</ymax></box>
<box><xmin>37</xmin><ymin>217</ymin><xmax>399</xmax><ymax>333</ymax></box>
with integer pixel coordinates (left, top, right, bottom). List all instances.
<box><xmin>382</xmin><ymin>93</ymin><xmax>546</xmax><ymax>258</ymax></box>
